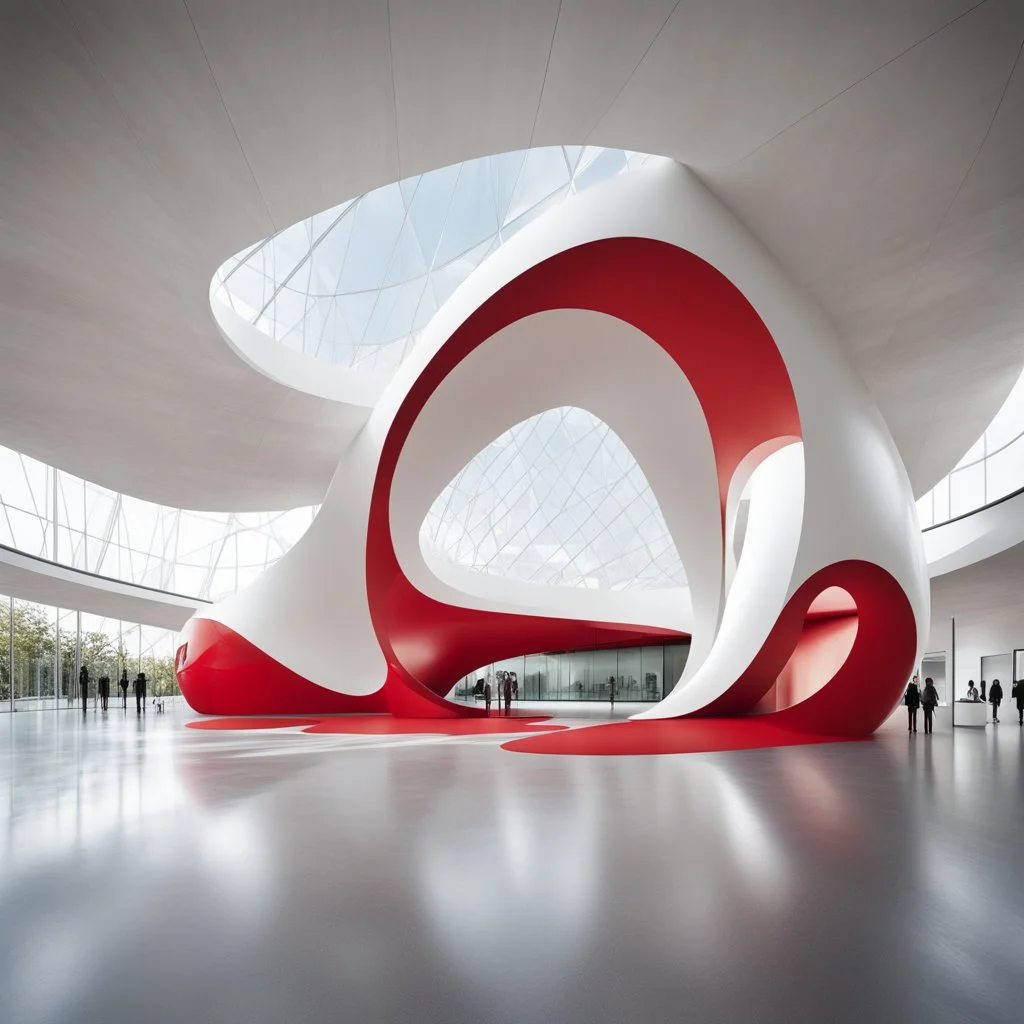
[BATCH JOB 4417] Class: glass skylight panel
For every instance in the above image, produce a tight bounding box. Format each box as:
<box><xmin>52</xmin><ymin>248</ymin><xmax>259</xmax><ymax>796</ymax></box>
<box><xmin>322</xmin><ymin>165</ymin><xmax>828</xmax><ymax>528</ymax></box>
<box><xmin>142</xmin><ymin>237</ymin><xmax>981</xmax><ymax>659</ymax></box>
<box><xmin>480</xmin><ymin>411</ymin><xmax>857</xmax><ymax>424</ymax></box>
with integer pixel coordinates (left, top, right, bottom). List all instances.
<box><xmin>0</xmin><ymin>443</ymin><xmax>317</xmax><ymax>601</ymax></box>
<box><xmin>422</xmin><ymin>407</ymin><xmax>685</xmax><ymax>591</ymax></box>
<box><xmin>919</xmin><ymin>363</ymin><xmax>1024</xmax><ymax>526</ymax></box>
<box><xmin>213</xmin><ymin>147</ymin><xmax>667</xmax><ymax>374</ymax></box>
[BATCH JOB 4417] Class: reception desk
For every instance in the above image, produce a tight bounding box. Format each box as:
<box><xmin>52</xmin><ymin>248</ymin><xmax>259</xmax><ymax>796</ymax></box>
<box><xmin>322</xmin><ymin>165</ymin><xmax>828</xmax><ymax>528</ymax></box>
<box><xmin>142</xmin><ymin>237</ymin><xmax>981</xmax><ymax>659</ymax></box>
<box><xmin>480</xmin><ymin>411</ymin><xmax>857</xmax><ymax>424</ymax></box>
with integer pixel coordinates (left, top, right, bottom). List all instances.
<box><xmin>954</xmin><ymin>700</ymin><xmax>989</xmax><ymax>727</ymax></box>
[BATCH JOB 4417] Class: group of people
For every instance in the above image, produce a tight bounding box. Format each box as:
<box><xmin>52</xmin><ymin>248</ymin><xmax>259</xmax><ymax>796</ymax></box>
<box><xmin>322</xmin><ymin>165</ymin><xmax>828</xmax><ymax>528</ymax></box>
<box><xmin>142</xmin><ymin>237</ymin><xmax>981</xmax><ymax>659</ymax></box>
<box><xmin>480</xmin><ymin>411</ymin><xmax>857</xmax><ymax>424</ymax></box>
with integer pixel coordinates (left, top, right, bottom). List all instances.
<box><xmin>904</xmin><ymin>673</ymin><xmax>1024</xmax><ymax>730</ymax></box>
<box><xmin>962</xmin><ymin>677</ymin><xmax>1024</xmax><ymax>724</ymax></box>
<box><xmin>478</xmin><ymin>671</ymin><xmax>518</xmax><ymax>713</ymax></box>
<box><xmin>77</xmin><ymin>665</ymin><xmax>149</xmax><ymax>714</ymax></box>
<box><xmin>903</xmin><ymin>675</ymin><xmax>941</xmax><ymax>733</ymax></box>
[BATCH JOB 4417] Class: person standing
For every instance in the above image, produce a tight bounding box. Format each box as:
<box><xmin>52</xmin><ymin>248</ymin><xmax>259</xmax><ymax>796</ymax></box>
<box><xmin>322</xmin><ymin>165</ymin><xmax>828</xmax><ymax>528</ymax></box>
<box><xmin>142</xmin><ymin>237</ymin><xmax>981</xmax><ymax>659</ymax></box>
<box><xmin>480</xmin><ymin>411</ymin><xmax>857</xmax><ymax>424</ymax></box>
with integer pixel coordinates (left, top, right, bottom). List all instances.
<box><xmin>1014</xmin><ymin>679</ymin><xmax>1024</xmax><ymax>726</ymax></box>
<box><xmin>989</xmin><ymin>678</ymin><xmax>1003</xmax><ymax>723</ymax></box>
<box><xmin>904</xmin><ymin>675</ymin><xmax>920</xmax><ymax>732</ymax></box>
<box><xmin>134</xmin><ymin>671</ymin><xmax>147</xmax><ymax>715</ymax></box>
<box><xmin>483</xmin><ymin>679</ymin><xmax>492</xmax><ymax>713</ymax></box>
<box><xmin>609</xmin><ymin>675</ymin><xmax>616</xmax><ymax>712</ymax></box>
<box><xmin>119</xmin><ymin>668</ymin><xmax>129</xmax><ymax>710</ymax></box>
<box><xmin>966</xmin><ymin>680</ymin><xmax>980</xmax><ymax>701</ymax></box>
<box><xmin>503</xmin><ymin>672</ymin><xmax>512</xmax><ymax>714</ymax></box>
<box><xmin>98</xmin><ymin>673</ymin><xmax>110</xmax><ymax>712</ymax></box>
<box><xmin>921</xmin><ymin>676</ymin><xmax>939</xmax><ymax>734</ymax></box>
<box><xmin>79</xmin><ymin>665</ymin><xmax>89</xmax><ymax>715</ymax></box>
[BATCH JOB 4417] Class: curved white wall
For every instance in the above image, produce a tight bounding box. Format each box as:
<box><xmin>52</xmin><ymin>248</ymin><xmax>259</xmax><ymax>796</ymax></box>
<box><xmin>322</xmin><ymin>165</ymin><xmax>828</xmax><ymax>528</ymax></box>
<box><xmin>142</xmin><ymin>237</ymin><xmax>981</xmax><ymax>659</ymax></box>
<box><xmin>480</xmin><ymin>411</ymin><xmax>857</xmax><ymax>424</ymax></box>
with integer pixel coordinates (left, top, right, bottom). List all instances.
<box><xmin>194</xmin><ymin>162</ymin><xmax>929</xmax><ymax>710</ymax></box>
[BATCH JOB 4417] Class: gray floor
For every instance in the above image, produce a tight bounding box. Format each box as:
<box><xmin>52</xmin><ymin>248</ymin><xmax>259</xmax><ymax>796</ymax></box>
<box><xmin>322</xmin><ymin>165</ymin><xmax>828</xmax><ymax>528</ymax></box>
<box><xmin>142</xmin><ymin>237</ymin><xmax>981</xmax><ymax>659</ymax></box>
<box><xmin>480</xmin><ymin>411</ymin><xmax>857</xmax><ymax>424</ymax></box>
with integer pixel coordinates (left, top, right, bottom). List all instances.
<box><xmin>1</xmin><ymin>703</ymin><xmax>1023</xmax><ymax>1024</ymax></box>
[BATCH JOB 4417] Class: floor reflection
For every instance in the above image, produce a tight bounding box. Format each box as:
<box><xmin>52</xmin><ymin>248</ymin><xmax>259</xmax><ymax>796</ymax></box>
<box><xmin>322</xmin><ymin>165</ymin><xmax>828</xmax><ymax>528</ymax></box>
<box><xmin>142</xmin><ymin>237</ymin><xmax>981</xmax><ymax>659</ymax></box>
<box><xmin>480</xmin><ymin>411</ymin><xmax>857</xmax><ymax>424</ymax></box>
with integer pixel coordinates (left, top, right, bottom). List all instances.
<box><xmin>1</xmin><ymin>708</ymin><xmax>1023</xmax><ymax>1023</ymax></box>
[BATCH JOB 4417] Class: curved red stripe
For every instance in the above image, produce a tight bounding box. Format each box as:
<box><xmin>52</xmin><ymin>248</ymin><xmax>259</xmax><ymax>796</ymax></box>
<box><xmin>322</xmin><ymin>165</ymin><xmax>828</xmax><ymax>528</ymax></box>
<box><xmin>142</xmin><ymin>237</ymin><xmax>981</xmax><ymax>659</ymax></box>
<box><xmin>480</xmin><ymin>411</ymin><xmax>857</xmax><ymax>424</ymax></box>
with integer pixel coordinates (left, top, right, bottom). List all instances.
<box><xmin>368</xmin><ymin>238</ymin><xmax>800</xmax><ymax>714</ymax></box>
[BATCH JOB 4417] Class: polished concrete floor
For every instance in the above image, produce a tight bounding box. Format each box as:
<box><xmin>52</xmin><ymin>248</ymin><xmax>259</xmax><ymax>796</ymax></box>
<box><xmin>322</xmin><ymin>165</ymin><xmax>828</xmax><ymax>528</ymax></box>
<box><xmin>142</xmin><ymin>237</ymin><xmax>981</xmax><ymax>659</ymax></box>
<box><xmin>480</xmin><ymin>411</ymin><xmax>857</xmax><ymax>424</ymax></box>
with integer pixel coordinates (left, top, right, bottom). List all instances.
<box><xmin>2</xmin><ymin>702</ymin><xmax>1023</xmax><ymax>1024</ymax></box>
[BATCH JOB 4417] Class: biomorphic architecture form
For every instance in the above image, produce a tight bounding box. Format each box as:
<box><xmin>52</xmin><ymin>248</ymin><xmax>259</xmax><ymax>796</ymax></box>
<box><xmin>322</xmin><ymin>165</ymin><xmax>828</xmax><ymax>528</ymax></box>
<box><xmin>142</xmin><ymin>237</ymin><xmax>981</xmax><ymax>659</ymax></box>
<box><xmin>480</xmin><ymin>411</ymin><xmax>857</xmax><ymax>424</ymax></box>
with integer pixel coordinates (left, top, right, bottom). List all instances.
<box><xmin>176</xmin><ymin>160</ymin><xmax>928</xmax><ymax>742</ymax></box>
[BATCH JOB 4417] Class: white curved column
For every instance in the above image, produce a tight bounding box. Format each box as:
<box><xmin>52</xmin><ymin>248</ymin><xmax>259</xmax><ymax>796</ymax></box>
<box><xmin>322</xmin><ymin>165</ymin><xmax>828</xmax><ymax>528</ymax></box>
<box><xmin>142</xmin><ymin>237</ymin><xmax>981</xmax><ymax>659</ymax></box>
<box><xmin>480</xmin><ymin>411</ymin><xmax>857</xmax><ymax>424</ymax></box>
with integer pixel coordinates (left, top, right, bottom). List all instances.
<box><xmin>189</xmin><ymin>160</ymin><xmax>928</xmax><ymax>714</ymax></box>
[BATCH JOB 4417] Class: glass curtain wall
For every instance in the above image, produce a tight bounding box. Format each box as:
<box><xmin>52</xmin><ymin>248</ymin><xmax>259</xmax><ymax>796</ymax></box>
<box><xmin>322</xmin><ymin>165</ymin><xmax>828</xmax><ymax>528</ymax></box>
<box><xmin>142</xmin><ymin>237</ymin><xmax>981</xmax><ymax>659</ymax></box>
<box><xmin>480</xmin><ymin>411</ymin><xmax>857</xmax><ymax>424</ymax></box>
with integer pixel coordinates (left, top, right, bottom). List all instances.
<box><xmin>450</xmin><ymin>641</ymin><xmax>689</xmax><ymax>703</ymax></box>
<box><xmin>0</xmin><ymin>591</ymin><xmax>181</xmax><ymax>712</ymax></box>
<box><xmin>12</xmin><ymin>600</ymin><xmax>57</xmax><ymax>709</ymax></box>
<box><xmin>918</xmin><ymin>369</ymin><xmax>1024</xmax><ymax>527</ymax></box>
<box><xmin>0</xmin><ymin>443</ymin><xmax>317</xmax><ymax>602</ymax></box>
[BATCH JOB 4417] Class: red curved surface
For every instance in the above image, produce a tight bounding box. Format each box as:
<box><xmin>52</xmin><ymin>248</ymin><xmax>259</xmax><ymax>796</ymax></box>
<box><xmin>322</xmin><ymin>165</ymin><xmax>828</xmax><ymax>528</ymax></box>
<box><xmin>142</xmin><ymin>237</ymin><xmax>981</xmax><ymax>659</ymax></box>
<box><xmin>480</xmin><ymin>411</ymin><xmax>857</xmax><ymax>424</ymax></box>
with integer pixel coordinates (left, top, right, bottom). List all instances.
<box><xmin>178</xmin><ymin>238</ymin><xmax>915</xmax><ymax>734</ymax></box>
<box><xmin>766</xmin><ymin>561</ymin><xmax>917</xmax><ymax>736</ymax></box>
<box><xmin>758</xmin><ymin>614</ymin><xmax>858</xmax><ymax>713</ymax></box>
<box><xmin>303</xmin><ymin>715</ymin><xmax>565</xmax><ymax>736</ymax></box>
<box><xmin>175</xmin><ymin>617</ymin><xmax>388</xmax><ymax>716</ymax></box>
<box><xmin>185</xmin><ymin>714</ymin><xmax>565</xmax><ymax>736</ymax></box>
<box><xmin>502</xmin><ymin>719</ymin><xmax>861</xmax><ymax>757</ymax></box>
<box><xmin>187</xmin><ymin>717</ymin><xmax>321</xmax><ymax>731</ymax></box>
<box><xmin>368</xmin><ymin>238</ymin><xmax>801</xmax><ymax>714</ymax></box>
<box><xmin>503</xmin><ymin>561</ymin><xmax>915</xmax><ymax>755</ymax></box>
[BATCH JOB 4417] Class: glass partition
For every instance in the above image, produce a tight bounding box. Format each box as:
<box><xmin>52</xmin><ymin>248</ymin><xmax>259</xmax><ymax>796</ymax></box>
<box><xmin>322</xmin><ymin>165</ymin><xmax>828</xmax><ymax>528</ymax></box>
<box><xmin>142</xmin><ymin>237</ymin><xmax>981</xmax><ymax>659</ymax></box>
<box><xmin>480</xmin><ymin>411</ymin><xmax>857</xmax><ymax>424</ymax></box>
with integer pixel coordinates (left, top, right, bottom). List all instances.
<box><xmin>450</xmin><ymin>640</ymin><xmax>690</xmax><ymax>703</ymax></box>
<box><xmin>12</xmin><ymin>600</ymin><xmax>57</xmax><ymax>711</ymax></box>
<box><xmin>0</xmin><ymin>590</ymin><xmax>181</xmax><ymax>713</ymax></box>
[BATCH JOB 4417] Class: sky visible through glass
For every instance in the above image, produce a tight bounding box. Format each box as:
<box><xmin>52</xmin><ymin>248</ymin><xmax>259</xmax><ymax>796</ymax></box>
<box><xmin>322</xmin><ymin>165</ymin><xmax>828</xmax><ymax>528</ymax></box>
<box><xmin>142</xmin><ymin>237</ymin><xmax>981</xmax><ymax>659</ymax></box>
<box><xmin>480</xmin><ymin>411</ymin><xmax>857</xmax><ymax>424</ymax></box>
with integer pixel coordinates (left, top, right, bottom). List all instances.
<box><xmin>423</xmin><ymin>407</ymin><xmax>686</xmax><ymax>591</ymax></box>
<box><xmin>917</xmin><ymin>368</ymin><xmax>1024</xmax><ymax>527</ymax></box>
<box><xmin>213</xmin><ymin>147</ymin><xmax>666</xmax><ymax>373</ymax></box>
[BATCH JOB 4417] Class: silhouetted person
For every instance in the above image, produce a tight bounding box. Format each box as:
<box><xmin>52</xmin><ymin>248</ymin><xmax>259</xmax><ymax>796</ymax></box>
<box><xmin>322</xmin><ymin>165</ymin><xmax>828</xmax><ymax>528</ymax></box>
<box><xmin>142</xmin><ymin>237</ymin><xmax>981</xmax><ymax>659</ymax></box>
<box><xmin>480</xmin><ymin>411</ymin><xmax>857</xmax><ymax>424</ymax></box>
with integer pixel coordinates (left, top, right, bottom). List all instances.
<box><xmin>98</xmin><ymin>674</ymin><xmax>110</xmax><ymax>712</ymax></box>
<box><xmin>980</xmin><ymin>679</ymin><xmax>987</xmax><ymax>702</ymax></box>
<box><xmin>609</xmin><ymin>675</ymin><xmax>616</xmax><ymax>711</ymax></box>
<box><xmin>79</xmin><ymin>665</ymin><xmax>89</xmax><ymax>714</ymax></box>
<box><xmin>483</xmin><ymin>680</ymin><xmax>492</xmax><ymax>713</ymax></box>
<box><xmin>503</xmin><ymin>672</ymin><xmax>512</xmax><ymax>714</ymax></box>
<box><xmin>904</xmin><ymin>675</ymin><xmax>920</xmax><ymax>732</ymax></box>
<box><xmin>1014</xmin><ymin>679</ymin><xmax>1024</xmax><ymax>726</ymax></box>
<box><xmin>990</xmin><ymin>678</ymin><xmax>1003</xmax><ymax>723</ymax></box>
<box><xmin>134</xmin><ymin>671</ymin><xmax>147</xmax><ymax>714</ymax></box>
<box><xmin>119</xmin><ymin>669</ymin><xmax>129</xmax><ymax>710</ymax></box>
<box><xmin>921</xmin><ymin>676</ymin><xmax>939</xmax><ymax>734</ymax></box>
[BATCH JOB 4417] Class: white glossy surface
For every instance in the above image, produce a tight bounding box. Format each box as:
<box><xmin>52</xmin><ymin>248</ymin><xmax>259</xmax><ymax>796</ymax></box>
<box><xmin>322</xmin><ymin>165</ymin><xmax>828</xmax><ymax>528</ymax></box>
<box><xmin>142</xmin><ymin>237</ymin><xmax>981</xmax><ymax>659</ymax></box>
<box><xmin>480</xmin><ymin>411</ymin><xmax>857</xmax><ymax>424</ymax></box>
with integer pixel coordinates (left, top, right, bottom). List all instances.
<box><xmin>196</xmin><ymin>162</ymin><xmax>928</xmax><ymax>711</ymax></box>
<box><xmin>2</xmin><ymin>706</ymin><xmax>1023</xmax><ymax>1023</ymax></box>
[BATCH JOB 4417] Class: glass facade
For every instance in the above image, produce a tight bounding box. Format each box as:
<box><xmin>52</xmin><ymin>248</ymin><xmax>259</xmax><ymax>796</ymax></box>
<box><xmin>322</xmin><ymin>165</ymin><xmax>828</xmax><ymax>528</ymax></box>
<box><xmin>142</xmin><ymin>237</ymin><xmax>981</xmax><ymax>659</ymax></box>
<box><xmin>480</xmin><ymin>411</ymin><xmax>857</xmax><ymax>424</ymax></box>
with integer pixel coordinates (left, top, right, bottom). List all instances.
<box><xmin>214</xmin><ymin>147</ymin><xmax>669</xmax><ymax>374</ymax></box>
<box><xmin>0</xmin><ymin>593</ymin><xmax>181</xmax><ymax>713</ymax></box>
<box><xmin>0</xmin><ymin>443</ymin><xmax>317</xmax><ymax>602</ymax></box>
<box><xmin>918</xmin><ymin>368</ymin><xmax>1024</xmax><ymax>527</ymax></box>
<box><xmin>449</xmin><ymin>641</ymin><xmax>690</xmax><ymax>703</ymax></box>
<box><xmin>422</xmin><ymin>406</ymin><xmax>685</xmax><ymax>590</ymax></box>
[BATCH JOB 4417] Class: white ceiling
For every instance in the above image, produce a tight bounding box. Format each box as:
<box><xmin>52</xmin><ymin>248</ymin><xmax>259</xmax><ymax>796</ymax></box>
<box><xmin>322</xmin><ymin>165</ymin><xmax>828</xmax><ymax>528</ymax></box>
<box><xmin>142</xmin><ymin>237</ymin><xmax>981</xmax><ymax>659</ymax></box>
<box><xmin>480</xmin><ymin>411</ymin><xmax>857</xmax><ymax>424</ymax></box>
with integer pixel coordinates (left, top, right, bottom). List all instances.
<box><xmin>1</xmin><ymin>0</ymin><xmax>1023</xmax><ymax>509</ymax></box>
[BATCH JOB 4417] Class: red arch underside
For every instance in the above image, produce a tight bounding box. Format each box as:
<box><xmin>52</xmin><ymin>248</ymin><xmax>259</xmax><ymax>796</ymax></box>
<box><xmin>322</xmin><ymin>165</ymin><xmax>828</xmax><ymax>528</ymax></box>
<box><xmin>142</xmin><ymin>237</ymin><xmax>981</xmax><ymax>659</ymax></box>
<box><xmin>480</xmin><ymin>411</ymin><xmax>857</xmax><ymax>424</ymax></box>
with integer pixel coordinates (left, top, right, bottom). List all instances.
<box><xmin>502</xmin><ymin>561</ymin><xmax>917</xmax><ymax>754</ymax></box>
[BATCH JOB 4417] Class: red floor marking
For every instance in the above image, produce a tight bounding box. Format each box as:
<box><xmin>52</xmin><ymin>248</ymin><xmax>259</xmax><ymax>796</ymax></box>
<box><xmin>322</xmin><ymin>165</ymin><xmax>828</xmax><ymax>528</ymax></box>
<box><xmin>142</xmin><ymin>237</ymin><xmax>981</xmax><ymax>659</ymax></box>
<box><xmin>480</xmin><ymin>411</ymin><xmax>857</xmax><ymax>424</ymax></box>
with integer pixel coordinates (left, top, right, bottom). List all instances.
<box><xmin>186</xmin><ymin>714</ymin><xmax>565</xmax><ymax>736</ymax></box>
<box><xmin>501</xmin><ymin>718</ymin><xmax>866</xmax><ymax>756</ymax></box>
<box><xmin>187</xmin><ymin>717</ymin><xmax>321</xmax><ymax>731</ymax></box>
<box><xmin>302</xmin><ymin>715</ymin><xmax>565</xmax><ymax>736</ymax></box>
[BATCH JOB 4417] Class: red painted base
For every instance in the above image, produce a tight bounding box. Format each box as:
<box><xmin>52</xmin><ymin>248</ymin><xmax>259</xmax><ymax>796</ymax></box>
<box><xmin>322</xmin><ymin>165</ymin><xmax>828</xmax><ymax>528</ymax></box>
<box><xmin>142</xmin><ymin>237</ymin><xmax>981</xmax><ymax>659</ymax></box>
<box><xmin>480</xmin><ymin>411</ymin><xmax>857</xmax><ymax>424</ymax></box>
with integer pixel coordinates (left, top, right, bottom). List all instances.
<box><xmin>175</xmin><ymin>618</ymin><xmax>390</xmax><ymax>716</ymax></box>
<box><xmin>502</xmin><ymin>718</ymin><xmax>863</xmax><ymax>756</ymax></box>
<box><xmin>187</xmin><ymin>717</ymin><xmax>321</xmax><ymax>731</ymax></box>
<box><xmin>185</xmin><ymin>714</ymin><xmax>564</xmax><ymax>737</ymax></box>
